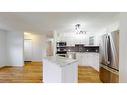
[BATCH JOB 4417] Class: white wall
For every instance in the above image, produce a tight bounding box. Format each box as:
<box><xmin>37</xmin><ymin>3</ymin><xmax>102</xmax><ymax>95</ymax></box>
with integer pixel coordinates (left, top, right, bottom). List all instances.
<box><xmin>24</xmin><ymin>33</ymin><xmax>47</xmax><ymax>62</ymax></box>
<box><xmin>96</xmin><ymin>21</ymin><xmax>119</xmax><ymax>46</ymax></box>
<box><xmin>0</xmin><ymin>30</ymin><xmax>6</xmax><ymax>67</ymax></box>
<box><xmin>98</xmin><ymin>22</ymin><xmax>119</xmax><ymax>36</ymax></box>
<box><xmin>119</xmin><ymin>13</ymin><xmax>127</xmax><ymax>83</ymax></box>
<box><xmin>6</xmin><ymin>31</ymin><xmax>24</xmax><ymax>66</ymax></box>
<box><xmin>53</xmin><ymin>31</ymin><xmax>57</xmax><ymax>56</ymax></box>
<box><xmin>0</xmin><ymin>30</ymin><xmax>24</xmax><ymax>67</ymax></box>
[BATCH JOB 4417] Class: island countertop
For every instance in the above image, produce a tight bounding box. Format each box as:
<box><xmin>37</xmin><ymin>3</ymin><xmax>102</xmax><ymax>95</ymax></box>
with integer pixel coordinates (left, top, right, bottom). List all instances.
<box><xmin>43</xmin><ymin>56</ymin><xmax>78</xmax><ymax>67</ymax></box>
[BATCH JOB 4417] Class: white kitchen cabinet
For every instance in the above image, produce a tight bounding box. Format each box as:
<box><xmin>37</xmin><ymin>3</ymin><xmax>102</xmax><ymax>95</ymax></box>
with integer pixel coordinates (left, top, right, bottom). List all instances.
<box><xmin>57</xmin><ymin>32</ymin><xmax>101</xmax><ymax>46</ymax></box>
<box><xmin>82</xmin><ymin>53</ymin><xmax>91</xmax><ymax>66</ymax></box>
<box><xmin>76</xmin><ymin>52</ymin><xmax>99</xmax><ymax>71</ymax></box>
<box><xmin>76</xmin><ymin>53</ymin><xmax>83</xmax><ymax>66</ymax></box>
<box><xmin>43</xmin><ymin>56</ymin><xmax>78</xmax><ymax>83</ymax></box>
<box><xmin>67</xmin><ymin>41</ymin><xmax>75</xmax><ymax>46</ymax></box>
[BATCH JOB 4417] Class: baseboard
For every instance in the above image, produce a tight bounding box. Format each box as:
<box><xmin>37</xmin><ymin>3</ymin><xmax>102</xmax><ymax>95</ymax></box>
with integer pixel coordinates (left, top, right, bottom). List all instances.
<box><xmin>31</xmin><ymin>61</ymin><xmax>42</xmax><ymax>63</ymax></box>
<box><xmin>5</xmin><ymin>64</ymin><xmax>24</xmax><ymax>67</ymax></box>
<box><xmin>0</xmin><ymin>64</ymin><xmax>24</xmax><ymax>69</ymax></box>
<box><xmin>24</xmin><ymin>61</ymin><xmax>32</xmax><ymax>62</ymax></box>
<box><xmin>0</xmin><ymin>65</ymin><xmax>6</xmax><ymax>69</ymax></box>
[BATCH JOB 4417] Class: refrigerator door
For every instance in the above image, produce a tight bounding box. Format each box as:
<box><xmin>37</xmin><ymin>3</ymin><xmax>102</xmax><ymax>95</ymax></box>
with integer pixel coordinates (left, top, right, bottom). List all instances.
<box><xmin>99</xmin><ymin>30</ymin><xmax>119</xmax><ymax>83</ymax></box>
<box><xmin>100</xmin><ymin>34</ymin><xmax>109</xmax><ymax>66</ymax></box>
<box><xmin>107</xmin><ymin>35</ymin><xmax>112</xmax><ymax>65</ymax></box>
<box><xmin>100</xmin><ymin>30</ymin><xmax>119</xmax><ymax>71</ymax></box>
<box><xmin>108</xmin><ymin>31</ymin><xmax>119</xmax><ymax>70</ymax></box>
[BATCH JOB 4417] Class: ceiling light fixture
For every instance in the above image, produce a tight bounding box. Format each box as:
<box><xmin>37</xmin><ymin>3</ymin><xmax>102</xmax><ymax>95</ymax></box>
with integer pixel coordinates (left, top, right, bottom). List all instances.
<box><xmin>75</xmin><ymin>24</ymin><xmax>87</xmax><ymax>34</ymax></box>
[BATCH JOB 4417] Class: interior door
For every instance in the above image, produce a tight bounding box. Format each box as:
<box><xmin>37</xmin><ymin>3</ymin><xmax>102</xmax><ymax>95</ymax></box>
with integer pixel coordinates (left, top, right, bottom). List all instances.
<box><xmin>24</xmin><ymin>39</ymin><xmax>32</xmax><ymax>61</ymax></box>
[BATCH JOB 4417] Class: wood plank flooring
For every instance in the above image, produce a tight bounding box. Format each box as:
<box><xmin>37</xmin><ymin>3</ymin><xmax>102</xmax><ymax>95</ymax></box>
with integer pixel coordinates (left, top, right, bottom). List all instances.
<box><xmin>78</xmin><ymin>66</ymin><xmax>102</xmax><ymax>83</ymax></box>
<box><xmin>0</xmin><ymin>62</ymin><xmax>42</xmax><ymax>83</ymax></box>
<box><xmin>0</xmin><ymin>62</ymin><xmax>101</xmax><ymax>83</ymax></box>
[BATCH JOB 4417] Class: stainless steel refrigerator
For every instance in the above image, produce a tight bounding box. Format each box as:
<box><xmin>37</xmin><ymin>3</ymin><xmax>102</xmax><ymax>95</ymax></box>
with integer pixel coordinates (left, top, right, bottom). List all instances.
<box><xmin>99</xmin><ymin>30</ymin><xmax>119</xmax><ymax>83</ymax></box>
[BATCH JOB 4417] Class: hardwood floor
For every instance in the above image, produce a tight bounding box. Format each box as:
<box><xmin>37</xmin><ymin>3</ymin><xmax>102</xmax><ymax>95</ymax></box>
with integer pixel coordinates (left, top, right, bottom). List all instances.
<box><xmin>0</xmin><ymin>62</ymin><xmax>42</xmax><ymax>83</ymax></box>
<box><xmin>78</xmin><ymin>66</ymin><xmax>102</xmax><ymax>83</ymax></box>
<box><xmin>0</xmin><ymin>62</ymin><xmax>101</xmax><ymax>83</ymax></box>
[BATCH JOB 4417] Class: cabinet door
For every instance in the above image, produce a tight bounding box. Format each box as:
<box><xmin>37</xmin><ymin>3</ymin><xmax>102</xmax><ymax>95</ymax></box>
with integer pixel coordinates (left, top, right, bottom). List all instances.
<box><xmin>87</xmin><ymin>53</ymin><xmax>92</xmax><ymax>66</ymax></box>
<box><xmin>82</xmin><ymin>53</ymin><xmax>88</xmax><ymax>66</ymax></box>
<box><xmin>76</xmin><ymin>53</ymin><xmax>83</xmax><ymax>66</ymax></box>
<box><xmin>67</xmin><ymin>41</ymin><xmax>71</xmax><ymax>46</ymax></box>
<box><xmin>90</xmin><ymin>53</ymin><xmax>99</xmax><ymax>71</ymax></box>
<box><xmin>83</xmin><ymin>53</ymin><xmax>92</xmax><ymax>66</ymax></box>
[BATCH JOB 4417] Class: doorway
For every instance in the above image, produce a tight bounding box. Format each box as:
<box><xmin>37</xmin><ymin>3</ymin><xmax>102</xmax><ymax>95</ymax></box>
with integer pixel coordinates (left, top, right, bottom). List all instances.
<box><xmin>24</xmin><ymin>39</ymin><xmax>32</xmax><ymax>62</ymax></box>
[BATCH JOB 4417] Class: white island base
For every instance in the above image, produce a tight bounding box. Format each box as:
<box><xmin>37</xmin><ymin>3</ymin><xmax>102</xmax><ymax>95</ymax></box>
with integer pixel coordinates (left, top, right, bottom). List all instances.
<box><xmin>43</xmin><ymin>56</ymin><xmax>78</xmax><ymax>83</ymax></box>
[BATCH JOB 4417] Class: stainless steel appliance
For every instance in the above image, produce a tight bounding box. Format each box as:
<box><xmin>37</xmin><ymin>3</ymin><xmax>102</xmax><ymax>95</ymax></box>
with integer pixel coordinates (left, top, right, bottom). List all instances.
<box><xmin>56</xmin><ymin>42</ymin><xmax>67</xmax><ymax>54</ymax></box>
<box><xmin>99</xmin><ymin>30</ymin><xmax>119</xmax><ymax>83</ymax></box>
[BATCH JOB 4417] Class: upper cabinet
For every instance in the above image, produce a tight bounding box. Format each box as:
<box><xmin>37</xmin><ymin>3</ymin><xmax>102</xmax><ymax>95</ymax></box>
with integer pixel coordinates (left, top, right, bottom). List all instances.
<box><xmin>56</xmin><ymin>32</ymin><xmax>101</xmax><ymax>46</ymax></box>
<box><xmin>60</xmin><ymin>35</ymin><xmax>90</xmax><ymax>46</ymax></box>
<box><xmin>89</xmin><ymin>36</ymin><xmax>94</xmax><ymax>45</ymax></box>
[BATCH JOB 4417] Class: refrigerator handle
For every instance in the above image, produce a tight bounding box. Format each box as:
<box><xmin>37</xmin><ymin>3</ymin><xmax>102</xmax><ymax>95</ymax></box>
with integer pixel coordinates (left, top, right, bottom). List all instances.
<box><xmin>105</xmin><ymin>35</ymin><xmax>110</xmax><ymax>65</ymax></box>
<box><xmin>107</xmin><ymin>35</ymin><xmax>111</xmax><ymax>65</ymax></box>
<box><xmin>105</xmin><ymin>35</ymin><xmax>108</xmax><ymax>63</ymax></box>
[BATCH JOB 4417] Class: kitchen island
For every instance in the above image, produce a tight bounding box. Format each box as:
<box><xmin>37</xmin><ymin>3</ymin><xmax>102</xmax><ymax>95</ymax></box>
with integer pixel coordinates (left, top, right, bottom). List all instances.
<box><xmin>42</xmin><ymin>56</ymin><xmax>78</xmax><ymax>83</ymax></box>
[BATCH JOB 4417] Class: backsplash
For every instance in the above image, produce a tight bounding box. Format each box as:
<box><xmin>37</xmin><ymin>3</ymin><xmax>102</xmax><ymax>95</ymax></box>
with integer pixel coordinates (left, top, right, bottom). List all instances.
<box><xmin>56</xmin><ymin>42</ymin><xmax>99</xmax><ymax>54</ymax></box>
<box><xmin>66</xmin><ymin>46</ymin><xmax>99</xmax><ymax>52</ymax></box>
<box><xmin>66</xmin><ymin>46</ymin><xmax>76</xmax><ymax>52</ymax></box>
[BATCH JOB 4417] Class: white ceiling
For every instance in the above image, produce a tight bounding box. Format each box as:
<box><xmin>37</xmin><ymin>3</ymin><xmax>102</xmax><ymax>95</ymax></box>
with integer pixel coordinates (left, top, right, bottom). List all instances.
<box><xmin>0</xmin><ymin>12</ymin><xmax>119</xmax><ymax>34</ymax></box>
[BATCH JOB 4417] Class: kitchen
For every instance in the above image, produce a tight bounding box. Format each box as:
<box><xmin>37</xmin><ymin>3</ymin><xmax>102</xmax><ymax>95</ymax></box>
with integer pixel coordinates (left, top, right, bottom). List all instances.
<box><xmin>0</xmin><ymin>12</ymin><xmax>120</xmax><ymax>83</ymax></box>
<box><xmin>44</xmin><ymin>13</ymin><xmax>119</xmax><ymax>83</ymax></box>
<box><xmin>53</xmin><ymin>29</ymin><xmax>119</xmax><ymax>82</ymax></box>
<box><xmin>1</xmin><ymin>1</ymin><xmax>127</xmax><ymax>95</ymax></box>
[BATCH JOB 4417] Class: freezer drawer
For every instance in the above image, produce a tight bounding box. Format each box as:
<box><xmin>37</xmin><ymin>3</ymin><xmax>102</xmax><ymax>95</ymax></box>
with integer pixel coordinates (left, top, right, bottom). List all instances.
<box><xmin>110</xmin><ymin>71</ymin><xmax>119</xmax><ymax>83</ymax></box>
<box><xmin>99</xmin><ymin>65</ymin><xmax>119</xmax><ymax>83</ymax></box>
<box><xmin>99</xmin><ymin>67</ymin><xmax>110</xmax><ymax>83</ymax></box>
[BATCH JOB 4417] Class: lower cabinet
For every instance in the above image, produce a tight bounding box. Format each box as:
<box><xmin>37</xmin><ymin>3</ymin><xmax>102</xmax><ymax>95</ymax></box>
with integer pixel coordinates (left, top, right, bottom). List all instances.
<box><xmin>76</xmin><ymin>52</ymin><xmax>99</xmax><ymax>71</ymax></box>
<box><xmin>76</xmin><ymin>53</ymin><xmax>83</xmax><ymax>66</ymax></box>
